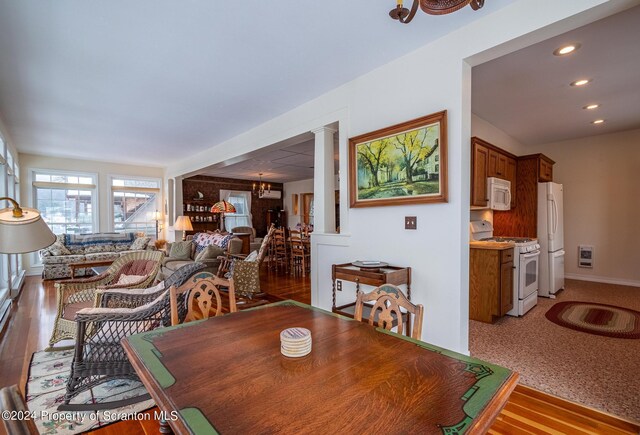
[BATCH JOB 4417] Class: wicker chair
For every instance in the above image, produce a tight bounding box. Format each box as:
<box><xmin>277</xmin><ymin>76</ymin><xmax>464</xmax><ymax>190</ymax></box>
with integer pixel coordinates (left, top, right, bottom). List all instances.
<box><xmin>47</xmin><ymin>250</ymin><xmax>165</xmax><ymax>350</ymax></box>
<box><xmin>59</xmin><ymin>262</ymin><xmax>206</xmax><ymax>411</ymax></box>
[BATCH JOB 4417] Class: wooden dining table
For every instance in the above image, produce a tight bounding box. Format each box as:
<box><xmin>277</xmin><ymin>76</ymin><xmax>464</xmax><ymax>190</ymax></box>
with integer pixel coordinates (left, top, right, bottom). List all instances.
<box><xmin>122</xmin><ymin>300</ymin><xmax>518</xmax><ymax>434</ymax></box>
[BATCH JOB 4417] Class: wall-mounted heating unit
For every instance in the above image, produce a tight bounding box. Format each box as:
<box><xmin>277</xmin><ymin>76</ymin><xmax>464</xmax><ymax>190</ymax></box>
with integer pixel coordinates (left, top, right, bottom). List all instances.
<box><xmin>578</xmin><ymin>245</ymin><xmax>594</xmax><ymax>268</ymax></box>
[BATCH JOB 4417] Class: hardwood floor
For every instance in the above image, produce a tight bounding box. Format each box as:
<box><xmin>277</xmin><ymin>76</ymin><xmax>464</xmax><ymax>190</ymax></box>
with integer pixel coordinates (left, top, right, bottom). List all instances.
<box><xmin>1</xmin><ymin>270</ymin><xmax>638</xmax><ymax>435</ymax></box>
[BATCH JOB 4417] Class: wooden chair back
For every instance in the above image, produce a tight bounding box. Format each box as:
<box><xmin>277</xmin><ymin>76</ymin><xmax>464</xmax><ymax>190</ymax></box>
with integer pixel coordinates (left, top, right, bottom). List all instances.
<box><xmin>289</xmin><ymin>229</ymin><xmax>310</xmax><ymax>276</ymax></box>
<box><xmin>270</xmin><ymin>228</ymin><xmax>288</xmax><ymax>271</ymax></box>
<box><xmin>170</xmin><ymin>273</ymin><xmax>237</xmax><ymax>325</ymax></box>
<box><xmin>354</xmin><ymin>284</ymin><xmax>424</xmax><ymax>340</ymax></box>
<box><xmin>0</xmin><ymin>385</ymin><xmax>38</xmax><ymax>435</ymax></box>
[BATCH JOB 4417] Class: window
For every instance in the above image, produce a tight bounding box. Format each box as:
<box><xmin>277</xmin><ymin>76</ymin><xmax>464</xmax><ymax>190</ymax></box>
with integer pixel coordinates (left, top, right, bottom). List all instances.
<box><xmin>33</xmin><ymin>170</ymin><xmax>98</xmax><ymax>235</ymax></box>
<box><xmin>111</xmin><ymin>177</ymin><xmax>161</xmax><ymax>236</ymax></box>
<box><xmin>0</xmin><ymin>138</ymin><xmax>8</xmax><ymax>293</ymax></box>
<box><xmin>220</xmin><ymin>190</ymin><xmax>251</xmax><ymax>230</ymax></box>
<box><xmin>1</xmin><ymin>141</ymin><xmax>25</xmax><ymax>293</ymax></box>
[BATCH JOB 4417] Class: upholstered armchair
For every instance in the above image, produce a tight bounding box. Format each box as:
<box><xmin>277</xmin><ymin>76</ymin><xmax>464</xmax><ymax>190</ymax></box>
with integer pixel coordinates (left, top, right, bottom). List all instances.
<box><xmin>47</xmin><ymin>250</ymin><xmax>165</xmax><ymax>350</ymax></box>
<box><xmin>59</xmin><ymin>262</ymin><xmax>207</xmax><ymax>411</ymax></box>
<box><xmin>231</xmin><ymin>226</ymin><xmax>263</xmax><ymax>253</ymax></box>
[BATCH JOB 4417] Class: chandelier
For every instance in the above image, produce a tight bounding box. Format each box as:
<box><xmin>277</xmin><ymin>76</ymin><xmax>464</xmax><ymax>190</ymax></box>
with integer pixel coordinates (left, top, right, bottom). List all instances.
<box><xmin>390</xmin><ymin>0</ymin><xmax>484</xmax><ymax>23</ymax></box>
<box><xmin>252</xmin><ymin>173</ymin><xmax>271</xmax><ymax>197</ymax></box>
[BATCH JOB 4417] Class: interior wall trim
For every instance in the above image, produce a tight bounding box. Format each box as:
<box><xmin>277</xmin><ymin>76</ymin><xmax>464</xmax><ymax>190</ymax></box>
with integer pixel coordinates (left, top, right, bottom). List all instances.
<box><xmin>565</xmin><ymin>273</ymin><xmax>640</xmax><ymax>288</ymax></box>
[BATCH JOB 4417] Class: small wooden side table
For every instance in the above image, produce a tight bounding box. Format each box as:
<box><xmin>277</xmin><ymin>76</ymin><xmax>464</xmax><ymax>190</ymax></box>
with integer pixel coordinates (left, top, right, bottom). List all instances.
<box><xmin>68</xmin><ymin>260</ymin><xmax>114</xmax><ymax>278</ymax></box>
<box><xmin>331</xmin><ymin>263</ymin><xmax>411</xmax><ymax>317</ymax></box>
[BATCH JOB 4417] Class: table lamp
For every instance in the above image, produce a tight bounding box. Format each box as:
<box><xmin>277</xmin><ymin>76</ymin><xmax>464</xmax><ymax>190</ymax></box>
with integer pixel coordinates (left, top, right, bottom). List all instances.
<box><xmin>174</xmin><ymin>216</ymin><xmax>193</xmax><ymax>241</ymax></box>
<box><xmin>210</xmin><ymin>200</ymin><xmax>236</xmax><ymax>233</ymax></box>
<box><xmin>0</xmin><ymin>197</ymin><xmax>56</xmax><ymax>253</ymax></box>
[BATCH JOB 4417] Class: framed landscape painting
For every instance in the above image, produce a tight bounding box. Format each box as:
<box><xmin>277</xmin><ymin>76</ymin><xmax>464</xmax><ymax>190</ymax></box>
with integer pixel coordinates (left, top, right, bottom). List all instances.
<box><xmin>349</xmin><ymin>110</ymin><xmax>448</xmax><ymax>208</ymax></box>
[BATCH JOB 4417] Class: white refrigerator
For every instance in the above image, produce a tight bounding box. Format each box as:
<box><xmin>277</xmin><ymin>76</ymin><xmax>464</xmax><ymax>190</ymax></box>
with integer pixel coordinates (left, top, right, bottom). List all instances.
<box><xmin>537</xmin><ymin>182</ymin><xmax>565</xmax><ymax>297</ymax></box>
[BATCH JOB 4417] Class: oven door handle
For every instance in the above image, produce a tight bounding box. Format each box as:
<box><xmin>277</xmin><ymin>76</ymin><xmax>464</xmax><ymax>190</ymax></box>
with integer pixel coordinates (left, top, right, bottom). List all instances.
<box><xmin>522</xmin><ymin>252</ymin><xmax>540</xmax><ymax>259</ymax></box>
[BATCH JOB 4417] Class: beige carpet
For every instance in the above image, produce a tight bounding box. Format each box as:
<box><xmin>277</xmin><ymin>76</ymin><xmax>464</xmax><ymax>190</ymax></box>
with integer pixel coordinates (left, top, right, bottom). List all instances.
<box><xmin>469</xmin><ymin>279</ymin><xmax>640</xmax><ymax>422</ymax></box>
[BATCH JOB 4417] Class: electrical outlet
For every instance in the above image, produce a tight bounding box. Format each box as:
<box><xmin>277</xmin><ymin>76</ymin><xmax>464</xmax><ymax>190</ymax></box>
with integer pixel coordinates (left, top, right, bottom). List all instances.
<box><xmin>337</xmin><ymin>280</ymin><xmax>342</xmax><ymax>291</ymax></box>
<box><xmin>405</xmin><ymin>216</ymin><xmax>417</xmax><ymax>230</ymax></box>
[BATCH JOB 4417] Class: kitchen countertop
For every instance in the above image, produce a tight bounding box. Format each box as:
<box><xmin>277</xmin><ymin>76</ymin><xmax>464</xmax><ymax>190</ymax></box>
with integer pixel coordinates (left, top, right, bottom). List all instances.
<box><xmin>469</xmin><ymin>241</ymin><xmax>515</xmax><ymax>250</ymax></box>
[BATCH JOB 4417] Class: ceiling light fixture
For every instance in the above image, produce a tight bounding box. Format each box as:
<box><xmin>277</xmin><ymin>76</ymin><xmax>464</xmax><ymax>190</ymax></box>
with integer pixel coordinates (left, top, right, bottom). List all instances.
<box><xmin>390</xmin><ymin>0</ymin><xmax>484</xmax><ymax>24</ymax></box>
<box><xmin>570</xmin><ymin>79</ymin><xmax>590</xmax><ymax>87</ymax></box>
<box><xmin>592</xmin><ymin>119</ymin><xmax>605</xmax><ymax>124</ymax></box>
<box><xmin>553</xmin><ymin>43</ymin><xmax>581</xmax><ymax>56</ymax></box>
<box><xmin>583</xmin><ymin>104</ymin><xmax>599</xmax><ymax>110</ymax></box>
<box><xmin>252</xmin><ymin>173</ymin><xmax>271</xmax><ymax>197</ymax></box>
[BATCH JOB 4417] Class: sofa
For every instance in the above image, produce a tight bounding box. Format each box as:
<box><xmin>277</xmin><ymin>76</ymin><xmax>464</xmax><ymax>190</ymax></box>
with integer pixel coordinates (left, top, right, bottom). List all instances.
<box><xmin>40</xmin><ymin>232</ymin><xmax>155</xmax><ymax>280</ymax></box>
<box><xmin>161</xmin><ymin>232</ymin><xmax>242</xmax><ymax>278</ymax></box>
<box><xmin>230</xmin><ymin>226</ymin><xmax>264</xmax><ymax>253</ymax></box>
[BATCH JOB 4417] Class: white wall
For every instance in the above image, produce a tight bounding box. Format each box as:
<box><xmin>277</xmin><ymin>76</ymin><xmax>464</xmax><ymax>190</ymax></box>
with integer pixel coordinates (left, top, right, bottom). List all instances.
<box><xmin>166</xmin><ymin>0</ymin><xmax>617</xmax><ymax>353</ymax></box>
<box><xmin>471</xmin><ymin>113</ymin><xmax>527</xmax><ymax>156</ymax></box>
<box><xmin>283</xmin><ymin>175</ymin><xmax>339</xmax><ymax>228</ymax></box>
<box><xmin>19</xmin><ymin>153</ymin><xmax>165</xmax><ymax>274</ymax></box>
<box><xmin>527</xmin><ymin>129</ymin><xmax>640</xmax><ymax>286</ymax></box>
<box><xmin>283</xmin><ymin>178</ymin><xmax>314</xmax><ymax>228</ymax></box>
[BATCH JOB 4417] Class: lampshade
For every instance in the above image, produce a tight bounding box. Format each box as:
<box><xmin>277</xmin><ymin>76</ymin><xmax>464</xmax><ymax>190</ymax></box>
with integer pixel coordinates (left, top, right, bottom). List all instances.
<box><xmin>174</xmin><ymin>216</ymin><xmax>193</xmax><ymax>232</ymax></box>
<box><xmin>0</xmin><ymin>206</ymin><xmax>56</xmax><ymax>254</ymax></box>
<box><xmin>210</xmin><ymin>200</ymin><xmax>236</xmax><ymax>214</ymax></box>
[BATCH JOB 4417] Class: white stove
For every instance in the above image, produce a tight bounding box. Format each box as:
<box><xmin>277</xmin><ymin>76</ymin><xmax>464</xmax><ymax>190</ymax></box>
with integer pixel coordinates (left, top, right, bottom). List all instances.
<box><xmin>471</xmin><ymin>221</ymin><xmax>541</xmax><ymax>317</ymax></box>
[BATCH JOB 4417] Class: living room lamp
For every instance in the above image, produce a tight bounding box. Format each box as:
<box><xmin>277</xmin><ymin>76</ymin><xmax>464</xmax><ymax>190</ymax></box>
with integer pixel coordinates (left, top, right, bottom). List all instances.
<box><xmin>0</xmin><ymin>197</ymin><xmax>56</xmax><ymax>253</ymax></box>
<box><xmin>390</xmin><ymin>0</ymin><xmax>484</xmax><ymax>23</ymax></box>
<box><xmin>174</xmin><ymin>216</ymin><xmax>193</xmax><ymax>241</ymax></box>
<box><xmin>210</xmin><ymin>200</ymin><xmax>236</xmax><ymax>233</ymax></box>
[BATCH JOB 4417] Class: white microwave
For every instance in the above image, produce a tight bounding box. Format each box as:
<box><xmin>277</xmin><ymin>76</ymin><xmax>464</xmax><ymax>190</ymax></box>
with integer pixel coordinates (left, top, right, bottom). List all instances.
<box><xmin>487</xmin><ymin>177</ymin><xmax>511</xmax><ymax>210</ymax></box>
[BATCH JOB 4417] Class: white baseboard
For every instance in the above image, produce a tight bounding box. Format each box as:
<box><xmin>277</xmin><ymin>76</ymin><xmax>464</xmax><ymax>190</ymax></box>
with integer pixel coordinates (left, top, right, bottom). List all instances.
<box><xmin>565</xmin><ymin>273</ymin><xmax>640</xmax><ymax>288</ymax></box>
<box><xmin>26</xmin><ymin>265</ymin><xmax>43</xmax><ymax>277</ymax></box>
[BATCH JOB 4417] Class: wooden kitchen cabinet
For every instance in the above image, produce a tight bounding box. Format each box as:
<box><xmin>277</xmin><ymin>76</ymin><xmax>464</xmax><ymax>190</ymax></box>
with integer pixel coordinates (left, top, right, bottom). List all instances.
<box><xmin>471</xmin><ymin>137</ymin><xmax>517</xmax><ymax>207</ymax></box>
<box><xmin>471</xmin><ymin>139</ymin><xmax>489</xmax><ymax>207</ymax></box>
<box><xmin>539</xmin><ymin>155</ymin><xmax>554</xmax><ymax>182</ymax></box>
<box><xmin>469</xmin><ymin>246</ymin><xmax>514</xmax><ymax>323</ymax></box>
<box><xmin>488</xmin><ymin>149</ymin><xmax>508</xmax><ymax>178</ymax></box>
<box><xmin>493</xmin><ymin>153</ymin><xmax>554</xmax><ymax>237</ymax></box>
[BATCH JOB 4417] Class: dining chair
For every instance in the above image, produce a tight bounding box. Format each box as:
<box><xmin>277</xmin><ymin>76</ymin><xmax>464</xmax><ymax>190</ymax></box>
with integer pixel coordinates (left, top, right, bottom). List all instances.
<box><xmin>170</xmin><ymin>272</ymin><xmax>237</xmax><ymax>325</ymax></box>
<box><xmin>0</xmin><ymin>385</ymin><xmax>38</xmax><ymax>435</ymax></box>
<box><xmin>354</xmin><ymin>284</ymin><xmax>424</xmax><ymax>340</ymax></box>
<box><xmin>289</xmin><ymin>229</ymin><xmax>310</xmax><ymax>276</ymax></box>
<box><xmin>269</xmin><ymin>227</ymin><xmax>289</xmax><ymax>272</ymax></box>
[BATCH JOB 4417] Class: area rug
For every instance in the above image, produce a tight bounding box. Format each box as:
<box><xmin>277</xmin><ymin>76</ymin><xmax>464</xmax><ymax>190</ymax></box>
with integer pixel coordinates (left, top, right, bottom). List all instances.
<box><xmin>545</xmin><ymin>301</ymin><xmax>640</xmax><ymax>339</ymax></box>
<box><xmin>26</xmin><ymin>349</ymin><xmax>155</xmax><ymax>435</ymax></box>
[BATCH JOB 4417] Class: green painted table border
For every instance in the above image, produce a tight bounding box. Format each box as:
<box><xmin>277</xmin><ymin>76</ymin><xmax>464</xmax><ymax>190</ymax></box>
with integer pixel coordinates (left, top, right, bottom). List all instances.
<box><xmin>127</xmin><ymin>299</ymin><xmax>514</xmax><ymax>434</ymax></box>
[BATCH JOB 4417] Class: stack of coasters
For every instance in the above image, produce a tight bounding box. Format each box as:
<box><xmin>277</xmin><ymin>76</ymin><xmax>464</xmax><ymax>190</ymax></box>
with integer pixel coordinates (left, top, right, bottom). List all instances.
<box><xmin>280</xmin><ymin>327</ymin><xmax>312</xmax><ymax>358</ymax></box>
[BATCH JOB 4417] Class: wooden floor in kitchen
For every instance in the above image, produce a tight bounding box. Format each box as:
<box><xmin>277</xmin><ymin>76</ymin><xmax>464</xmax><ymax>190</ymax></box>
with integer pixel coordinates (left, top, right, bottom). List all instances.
<box><xmin>1</xmin><ymin>268</ymin><xmax>638</xmax><ymax>435</ymax></box>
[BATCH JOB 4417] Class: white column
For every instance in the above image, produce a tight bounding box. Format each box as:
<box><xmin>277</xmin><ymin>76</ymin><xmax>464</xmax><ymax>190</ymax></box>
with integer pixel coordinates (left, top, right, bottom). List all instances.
<box><xmin>311</xmin><ymin>126</ymin><xmax>336</xmax><ymax>233</ymax></box>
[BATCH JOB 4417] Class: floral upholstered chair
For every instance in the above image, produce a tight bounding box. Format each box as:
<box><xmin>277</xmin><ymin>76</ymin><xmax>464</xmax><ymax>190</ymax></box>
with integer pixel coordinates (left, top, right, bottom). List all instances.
<box><xmin>47</xmin><ymin>250</ymin><xmax>165</xmax><ymax>350</ymax></box>
<box><xmin>216</xmin><ymin>224</ymin><xmax>281</xmax><ymax>308</ymax></box>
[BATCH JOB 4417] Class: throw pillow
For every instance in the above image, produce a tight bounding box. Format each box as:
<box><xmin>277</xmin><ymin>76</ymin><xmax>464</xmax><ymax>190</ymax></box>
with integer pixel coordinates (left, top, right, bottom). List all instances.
<box><xmin>46</xmin><ymin>235</ymin><xmax>71</xmax><ymax>256</ymax></box>
<box><xmin>117</xmin><ymin>274</ymin><xmax>146</xmax><ymax>285</ymax></box>
<box><xmin>169</xmin><ymin>240</ymin><xmax>193</xmax><ymax>260</ymax></box>
<box><xmin>244</xmin><ymin>250</ymin><xmax>258</xmax><ymax>262</ymax></box>
<box><xmin>131</xmin><ymin>237</ymin><xmax>151</xmax><ymax>251</ymax></box>
<box><xmin>194</xmin><ymin>245</ymin><xmax>224</xmax><ymax>262</ymax></box>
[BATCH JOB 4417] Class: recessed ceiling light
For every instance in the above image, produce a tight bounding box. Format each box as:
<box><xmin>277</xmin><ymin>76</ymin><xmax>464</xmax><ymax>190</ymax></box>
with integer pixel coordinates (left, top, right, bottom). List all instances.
<box><xmin>583</xmin><ymin>104</ymin><xmax>599</xmax><ymax>110</ymax></box>
<box><xmin>553</xmin><ymin>43</ymin><xmax>581</xmax><ymax>56</ymax></box>
<box><xmin>592</xmin><ymin>119</ymin><xmax>605</xmax><ymax>124</ymax></box>
<box><xmin>570</xmin><ymin>79</ymin><xmax>591</xmax><ymax>87</ymax></box>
